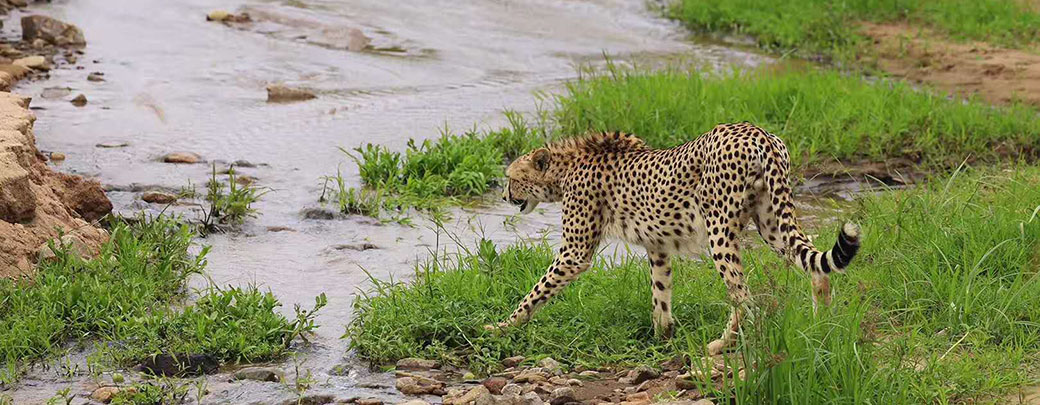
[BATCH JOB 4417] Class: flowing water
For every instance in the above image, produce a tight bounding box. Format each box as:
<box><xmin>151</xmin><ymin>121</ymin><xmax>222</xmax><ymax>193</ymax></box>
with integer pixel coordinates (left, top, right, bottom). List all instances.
<box><xmin>4</xmin><ymin>0</ymin><xmax>769</xmax><ymax>402</ymax></box>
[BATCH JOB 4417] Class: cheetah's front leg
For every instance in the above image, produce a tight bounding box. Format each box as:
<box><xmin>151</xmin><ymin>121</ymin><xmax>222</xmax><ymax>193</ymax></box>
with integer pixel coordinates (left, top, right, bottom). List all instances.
<box><xmin>486</xmin><ymin>193</ymin><xmax>601</xmax><ymax>331</ymax></box>
<box><xmin>647</xmin><ymin>249</ymin><xmax>674</xmax><ymax>338</ymax></box>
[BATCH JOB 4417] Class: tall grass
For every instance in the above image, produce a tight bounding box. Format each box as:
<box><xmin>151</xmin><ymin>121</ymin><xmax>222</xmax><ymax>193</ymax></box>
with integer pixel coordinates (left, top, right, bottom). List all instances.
<box><xmin>556</xmin><ymin>66</ymin><xmax>1040</xmax><ymax>170</ymax></box>
<box><xmin>346</xmin><ymin>166</ymin><xmax>1040</xmax><ymax>403</ymax></box>
<box><xmin>670</xmin><ymin>0</ymin><xmax>1040</xmax><ymax>61</ymax></box>
<box><xmin>0</xmin><ymin>216</ymin><xmax>324</xmax><ymax>385</ymax></box>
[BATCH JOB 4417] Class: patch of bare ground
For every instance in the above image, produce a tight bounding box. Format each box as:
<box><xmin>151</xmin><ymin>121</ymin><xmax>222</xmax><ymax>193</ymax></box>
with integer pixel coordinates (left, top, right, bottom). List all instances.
<box><xmin>860</xmin><ymin>22</ymin><xmax>1040</xmax><ymax>106</ymax></box>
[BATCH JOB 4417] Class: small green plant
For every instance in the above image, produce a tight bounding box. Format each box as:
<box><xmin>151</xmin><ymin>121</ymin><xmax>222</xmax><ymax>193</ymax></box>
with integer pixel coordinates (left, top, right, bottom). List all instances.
<box><xmin>110</xmin><ymin>379</ymin><xmax>192</xmax><ymax>405</ymax></box>
<box><xmin>198</xmin><ymin>164</ymin><xmax>267</xmax><ymax>234</ymax></box>
<box><xmin>46</xmin><ymin>388</ymin><xmax>74</xmax><ymax>405</ymax></box>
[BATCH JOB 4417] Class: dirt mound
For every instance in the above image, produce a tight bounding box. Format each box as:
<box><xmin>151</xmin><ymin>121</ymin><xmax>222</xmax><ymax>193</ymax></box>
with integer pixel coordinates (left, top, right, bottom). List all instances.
<box><xmin>862</xmin><ymin>22</ymin><xmax>1040</xmax><ymax>107</ymax></box>
<box><xmin>0</xmin><ymin>91</ymin><xmax>110</xmax><ymax>278</ymax></box>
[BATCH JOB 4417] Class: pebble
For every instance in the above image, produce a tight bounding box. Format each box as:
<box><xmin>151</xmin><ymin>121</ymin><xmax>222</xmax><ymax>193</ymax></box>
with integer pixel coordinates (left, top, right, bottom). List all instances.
<box><xmin>142</xmin><ymin>192</ymin><xmax>177</xmax><ymax>204</ymax></box>
<box><xmin>548</xmin><ymin>387</ymin><xmax>575</xmax><ymax>405</ymax></box>
<box><xmin>396</xmin><ymin>358</ymin><xmax>440</xmax><ymax>370</ymax></box>
<box><xmin>502</xmin><ymin>356</ymin><xmax>525</xmax><ymax>368</ymax></box>
<box><xmin>233</xmin><ymin>367</ymin><xmax>281</xmax><ymax>382</ymax></box>
<box><xmin>71</xmin><ymin>94</ymin><xmax>87</xmax><ymax>106</ymax></box>
<box><xmin>483</xmin><ymin>376</ymin><xmax>508</xmax><ymax>395</ymax></box>
<box><xmin>87</xmin><ymin>71</ymin><xmax>105</xmax><ymax>81</ymax></box>
<box><xmin>50</xmin><ymin>152</ymin><xmax>65</xmax><ymax>161</ymax></box>
<box><xmin>162</xmin><ymin>152</ymin><xmax>202</xmax><ymax>164</ymax></box>
<box><xmin>13</xmin><ymin>55</ymin><xmax>46</xmax><ymax>70</ymax></box>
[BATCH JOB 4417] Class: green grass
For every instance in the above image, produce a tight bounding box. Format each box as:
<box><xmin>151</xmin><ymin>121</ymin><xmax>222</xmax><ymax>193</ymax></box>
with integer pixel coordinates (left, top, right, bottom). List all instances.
<box><xmin>669</xmin><ymin>0</ymin><xmax>1040</xmax><ymax>62</ymax></box>
<box><xmin>556</xmin><ymin>66</ymin><xmax>1040</xmax><ymax>170</ymax></box>
<box><xmin>327</xmin><ymin>111</ymin><xmax>548</xmax><ymax>218</ymax></box>
<box><xmin>345</xmin><ymin>166</ymin><xmax>1040</xmax><ymax>403</ymax></box>
<box><xmin>0</xmin><ymin>215</ymin><xmax>324</xmax><ymax>385</ymax></box>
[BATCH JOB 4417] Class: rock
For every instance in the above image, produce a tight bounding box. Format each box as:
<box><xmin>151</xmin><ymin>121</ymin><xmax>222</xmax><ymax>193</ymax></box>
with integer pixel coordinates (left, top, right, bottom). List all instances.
<box><xmin>90</xmin><ymin>386</ymin><xmax>121</xmax><ymax>403</ymax></box>
<box><xmin>395</xmin><ymin>357</ymin><xmax>439</xmax><ymax>370</ymax></box>
<box><xmin>513</xmin><ymin>372</ymin><xmax>547</xmax><ymax>384</ymax></box>
<box><xmin>13</xmin><ymin>55</ymin><xmax>46</xmax><ymax>70</ymax></box>
<box><xmin>332</xmin><ymin>243</ymin><xmax>379</xmax><ymax>251</ymax></box>
<box><xmin>502</xmin><ymin>356</ymin><xmax>525</xmax><ymax>368</ymax></box>
<box><xmin>96</xmin><ymin>142</ymin><xmax>129</xmax><ymax>148</ymax></box>
<box><xmin>501</xmin><ymin>384</ymin><xmax>522</xmax><ymax>397</ymax></box>
<box><xmin>548</xmin><ymin>387</ymin><xmax>575</xmax><ymax>405</ymax></box>
<box><xmin>56</xmin><ymin>173</ymin><xmax>113</xmax><ymax>221</ymax></box>
<box><xmin>37</xmin><ymin>234</ymin><xmax>90</xmax><ymax>262</ymax></box>
<box><xmin>206</xmin><ymin>10</ymin><xmax>231</xmax><ymax>21</ymax></box>
<box><xmin>623</xmin><ymin>366</ymin><xmax>659</xmax><ymax>385</ymax></box>
<box><xmin>519</xmin><ymin>392</ymin><xmax>544</xmax><ymax>405</ymax></box>
<box><xmin>395</xmin><ymin>376</ymin><xmax>444</xmax><ymax>396</ymax></box>
<box><xmin>634</xmin><ymin>381</ymin><xmax>651</xmax><ymax>392</ymax></box>
<box><xmin>7</xmin><ymin>0</ymin><xmax>27</xmax><ymax>7</ymax></box>
<box><xmin>577</xmin><ymin>370</ymin><xmax>598</xmax><ymax>378</ymax></box>
<box><xmin>357</xmin><ymin>399</ymin><xmax>383</xmax><ymax>405</ymax></box>
<box><xmin>233</xmin><ymin>367</ymin><xmax>281</xmax><ymax>382</ymax></box>
<box><xmin>232</xmin><ymin>159</ymin><xmax>256</xmax><ymax>167</ymax></box>
<box><xmin>49</xmin><ymin>152</ymin><xmax>65</xmax><ymax>161</ymax></box>
<box><xmin>483</xmin><ymin>377</ymin><xmax>508</xmax><ymax>395</ymax></box>
<box><xmin>302</xmin><ymin>207</ymin><xmax>339</xmax><ymax>220</ymax></box>
<box><xmin>538</xmin><ymin>358</ymin><xmax>562</xmax><ymax>374</ymax></box>
<box><xmin>626</xmin><ymin>392</ymin><xmax>650</xmax><ymax>403</ymax></box>
<box><xmin>347</xmin><ymin>28</ymin><xmax>371</xmax><ymax>52</ymax></box>
<box><xmin>206</xmin><ymin>10</ymin><xmax>251</xmax><ymax>23</ymax></box>
<box><xmin>234</xmin><ymin>174</ymin><xmax>257</xmax><ymax>186</ymax></box>
<box><xmin>70</xmin><ymin>94</ymin><xmax>87</xmax><ymax>107</ymax></box>
<box><xmin>267</xmin><ymin>84</ymin><xmax>316</xmax><ymax>102</ymax></box>
<box><xmin>0</xmin><ymin>92</ymin><xmax>110</xmax><ymax>278</ymax></box>
<box><xmin>565</xmin><ymin>379</ymin><xmax>582</xmax><ymax>387</ymax></box>
<box><xmin>162</xmin><ymin>152</ymin><xmax>202</xmax><ymax>164</ymax></box>
<box><xmin>0</xmin><ymin>158</ymin><xmax>35</xmax><ymax>223</ymax></box>
<box><xmin>453</xmin><ymin>385</ymin><xmax>492</xmax><ymax>405</ymax></box>
<box><xmin>40</xmin><ymin>86</ymin><xmax>70</xmax><ymax>99</ymax></box>
<box><xmin>135</xmin><ymin>353</ymin><xmax>219</xmax><ymax>377</ymax></box>
<box><xmin>21</xmin><ymin>15</ymin><xmax>86</xmax><ymax>46</ymax></box>
<box><xmin>281</xmin><ymin>395</ymin><xmax>337</xmax><ymax>405</ymax></box>
<box><xmin>674</xmin><ymin>377</ymin><xmax>698</xmax><ymax>391</ymax></box>
<box><xmin>397</xmin><ymin>401</ymin><xmax>430</xmax><ymax>405</ymax></box>
<box><xmin>87</xmin><ymin>71</ymin><xmax>105</xmax><ymax>82</ymax></box>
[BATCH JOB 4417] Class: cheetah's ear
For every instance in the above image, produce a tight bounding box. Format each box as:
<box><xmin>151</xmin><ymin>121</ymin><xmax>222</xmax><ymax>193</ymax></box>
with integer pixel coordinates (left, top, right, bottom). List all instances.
<box><xmin>532</xmin><ymin>148</ymin><xmax>551</xmax><ymax>171</ymax></box>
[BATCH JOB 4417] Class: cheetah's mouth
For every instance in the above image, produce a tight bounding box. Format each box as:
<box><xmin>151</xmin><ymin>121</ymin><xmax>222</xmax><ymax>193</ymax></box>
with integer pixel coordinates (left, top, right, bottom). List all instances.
<box><xmin>510</xmin><ymin>198</ymin><xmax>537</xmax><ymax>214</ymax></box>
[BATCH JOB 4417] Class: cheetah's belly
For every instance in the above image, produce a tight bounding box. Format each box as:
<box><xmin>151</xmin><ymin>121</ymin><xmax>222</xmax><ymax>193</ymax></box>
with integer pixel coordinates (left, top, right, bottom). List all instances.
<box><xmin>604</xmin><ymin>210</ymin><xmax>708</xmax><ymax>257</ymax></box>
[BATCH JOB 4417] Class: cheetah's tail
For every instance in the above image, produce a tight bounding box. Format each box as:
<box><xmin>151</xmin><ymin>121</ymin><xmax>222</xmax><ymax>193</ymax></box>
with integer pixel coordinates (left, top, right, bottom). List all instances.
<box><xmin>795</xmin><ymin>223</ymin><xmax>861</xmax><ymax>274</ymax></box>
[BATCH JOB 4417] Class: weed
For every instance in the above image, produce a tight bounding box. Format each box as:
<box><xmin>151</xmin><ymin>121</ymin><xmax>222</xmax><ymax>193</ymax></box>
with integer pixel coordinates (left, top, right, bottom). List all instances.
<box><xmin>345</xmin><ymin>166</ymin><xmax>1040</xmax><ymax>403</ymax></box>
<box><xmin>197</xmin><ymin>164</ymin><xmax>267</xmax><ymax>234</ymax></box>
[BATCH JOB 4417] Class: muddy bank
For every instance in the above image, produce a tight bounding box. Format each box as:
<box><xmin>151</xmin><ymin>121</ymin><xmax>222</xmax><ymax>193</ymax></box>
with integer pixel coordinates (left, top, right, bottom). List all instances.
<box><xmin>0</xmin><ymin>90</ymin><xmax>110</xmax><ymax>278</ymax></box>
<box><xmin>861</xmin><ymin>22</ymin><xmax>1040</xmax><ymax>107</ymax></box>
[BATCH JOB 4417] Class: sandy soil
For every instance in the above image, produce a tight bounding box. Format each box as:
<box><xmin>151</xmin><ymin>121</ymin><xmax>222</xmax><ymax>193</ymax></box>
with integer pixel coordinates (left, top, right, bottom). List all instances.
<box><xmin>861</xmin><ymin>22</ymin><xmax>1040</xmax><ymax>107</ymax></box>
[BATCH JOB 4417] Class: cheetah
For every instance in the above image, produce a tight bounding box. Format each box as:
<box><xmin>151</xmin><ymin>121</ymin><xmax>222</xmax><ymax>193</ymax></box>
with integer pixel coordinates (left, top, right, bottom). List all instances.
<box><xmin>488</xmin><ymin>122</ymin><xmax>861</xmax><ymax>354</ymax></box>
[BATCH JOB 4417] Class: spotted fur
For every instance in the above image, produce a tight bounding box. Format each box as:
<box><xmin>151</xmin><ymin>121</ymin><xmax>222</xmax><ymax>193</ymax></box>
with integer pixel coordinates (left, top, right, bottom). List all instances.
<box><xmin>491</xmin><ymin>123</ymin><xmax>861</xmax><ymax>354</ymax></box>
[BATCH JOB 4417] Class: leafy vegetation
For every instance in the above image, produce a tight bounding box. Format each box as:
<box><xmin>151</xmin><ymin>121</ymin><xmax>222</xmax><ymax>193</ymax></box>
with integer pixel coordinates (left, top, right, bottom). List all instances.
<box><xmin>327</xmin><ymin>111</ymin><xmax>547</xmax><ymax>218</ymax></box>
<box><xmin>346</xmin><ymin>166</ymin><xmax>1040</xmax><ymax>403</ymax></box>
<box><xmin>556</xmin><ymin>65</ymin><xmax>1040</xmax><ymax>170</ymax></box>
<box><xmin>669</xmin><ymin>0</ymin><xmax>1040</xmax><ymax>61</ymax></box>
<box><xmin>0</xmin><ymin>215</ymin><xmax>324</xmax><ymax>385</ymax></box>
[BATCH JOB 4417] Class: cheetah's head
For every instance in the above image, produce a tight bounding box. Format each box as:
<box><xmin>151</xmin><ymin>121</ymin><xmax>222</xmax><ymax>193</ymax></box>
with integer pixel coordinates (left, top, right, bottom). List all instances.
<box><xmin>503</xmin><ymin>148</ymin><xmax>561</xmax><ymax>214</ymax></box>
